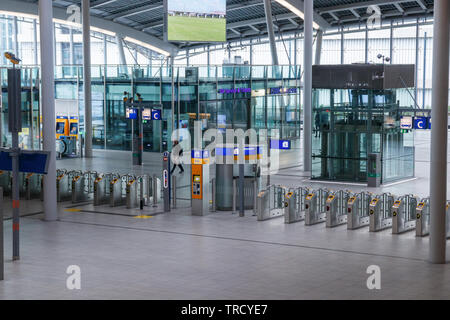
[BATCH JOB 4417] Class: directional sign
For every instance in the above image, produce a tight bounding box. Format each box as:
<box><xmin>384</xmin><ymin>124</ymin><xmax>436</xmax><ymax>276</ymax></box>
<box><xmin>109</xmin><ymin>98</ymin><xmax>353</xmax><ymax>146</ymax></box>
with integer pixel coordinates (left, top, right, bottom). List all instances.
<box><xmin>414</xmin><ymin>117</ymin><xmax>428</xmax><ymax>130</ymax></box>
<box><xmin>151</xmin><ymin>109</ymin><xmax>162</xmax><ymax>120</ymax></box>
<box><xmin>270</xmin><ymin>139</ymin><xmax>291</xmax><ymax>150</ymax></box>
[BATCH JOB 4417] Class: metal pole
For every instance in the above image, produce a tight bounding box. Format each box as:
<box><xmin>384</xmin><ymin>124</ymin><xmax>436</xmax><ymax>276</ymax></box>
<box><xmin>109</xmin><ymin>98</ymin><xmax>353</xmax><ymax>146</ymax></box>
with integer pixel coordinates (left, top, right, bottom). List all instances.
<box><xmin>422</xmin><ymin>32</ymin><xmax>427</xmax><ymax>109</ymax></box>
<box><xmin>13</xmin><ymin>16</ymin><xmax>18</xmax><ymax>57</ymax></box>
<box><xmin>232</xmin><ymin>178</ymin><xmax>236</xmax><ymax>214</ymax></box>
<box><xmin>152</xmin><ymin>174</ymin><xmax>158</xmax><ymax>207</ymax></box>
<box><xmin>315</xmin><ymin>29</ymin><xmax>323</xmax><ymax>65</ymax></box>
<box><xmin>70</xmin><ymin>27</ymin><xmax>74</xmax><ymax>65</ymax></box>
<box><xmin>172</xmin><ymin>175</ymin><xmax>176</xmax><ymax>208</ymax></box>
<box><xmin>364</xmin><ymin>25</ymin><xmax>368</xmax><ymax>63</ymax></box>
<box><xmin>303</xmin><ymin>0</ymin><xmax>313</xmax><ymax>173</ymax></box>
<box><xmin>263</xmin><ymin>0</ymin><xmax>279</xmax><ymax>65</ymax></box>
<box><xmin>389</xmin><ymin>21</ymin><xmax>393</xmax><ymax>63</ymax></box>
<box><xmin>211</xmin><ymin>177</ymin><xmax>216</xmax><ymax>212</ymax></box>
<box><xmin>0</xmin><ymin>187</ymin><xmax>3</xmax><ymax>280</ymax></box>
<box><xmin>39</xmin><ymin>0</ymin><xmax>57</xmax><ymax>222</ymax></box>
<box><xmin>116</xmin><ymin>34</ymin><xmax>127</xmax><ymax>74</ymax></box>
<box><xmin>414</xmin><ymin>18</ymin><xmax>420</xmax><ymax>104</ymax></box>
<box><xmin>429</xmin><ymin>0</ymin><xmax>449</xmax><ymax>264</ymax></box>
<box><xmin>82</xmin><ymin>0</ymin><xmax>93</xmax><ymax>158</ymax></box>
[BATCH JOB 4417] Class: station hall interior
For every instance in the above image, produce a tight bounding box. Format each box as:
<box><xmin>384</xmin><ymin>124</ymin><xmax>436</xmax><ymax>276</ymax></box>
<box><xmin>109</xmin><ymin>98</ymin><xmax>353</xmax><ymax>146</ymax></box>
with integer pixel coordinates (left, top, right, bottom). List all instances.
<box><xmin>0</xmin><ymin>0</ymin><xmax>450</xmax><ymax>300</ymax></box>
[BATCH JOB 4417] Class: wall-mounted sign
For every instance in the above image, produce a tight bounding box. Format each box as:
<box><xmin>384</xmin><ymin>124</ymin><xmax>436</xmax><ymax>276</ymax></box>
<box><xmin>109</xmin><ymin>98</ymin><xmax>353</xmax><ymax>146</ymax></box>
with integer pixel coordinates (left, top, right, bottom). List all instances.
<box><xmin>270</xmin><ymin>139</ymin><xmax>291</xmax><ymax>150</ymax></box>
<box><xmin>269</xmin><ymin>87</ymin><xmax>298</xmax><ymax>95</ymax></box>
<box><xmin>126</xmin><ymin>108</ymin><xmax>138</xmax><ymax>119</ymax></box>
<box><xmin>142</xmin><ymin>108</ymin><xmax>151</xmax><ymax>120</ymax></box>
<box><xmin>218</xmin><ymin>88</ymin><xmax>251</xmax><ymax>94</ymax></box>
<box><xmin>151</xmin><ymin>109</ymin><xmax>162</xmax><ymax>120</ymax></box>
<box><xmin>414</xmin><ymin>116</ymin><xmax>431</xmax><ymax>130</ymax></box>
<box><xmin>400</xmin><ymin>116</ymin><xmax>413</xmax><ymax>130</ymax></box>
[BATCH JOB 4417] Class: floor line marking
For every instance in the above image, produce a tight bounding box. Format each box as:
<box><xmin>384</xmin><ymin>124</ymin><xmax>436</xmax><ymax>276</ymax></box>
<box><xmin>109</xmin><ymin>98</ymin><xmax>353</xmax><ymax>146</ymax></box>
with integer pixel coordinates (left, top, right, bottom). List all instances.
<box><xmin>48</xmin><ymin>218</ymin><xmax>427</xmax><ymax>263</ymax></box>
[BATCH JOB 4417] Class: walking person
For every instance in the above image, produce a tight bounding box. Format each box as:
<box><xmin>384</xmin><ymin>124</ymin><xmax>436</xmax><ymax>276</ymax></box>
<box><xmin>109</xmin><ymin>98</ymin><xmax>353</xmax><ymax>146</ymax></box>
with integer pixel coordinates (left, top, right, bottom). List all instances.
<box><xmin>170</xmin><ymin>140</ymin><xmax>185</xmax><ymax>174</ymax></box>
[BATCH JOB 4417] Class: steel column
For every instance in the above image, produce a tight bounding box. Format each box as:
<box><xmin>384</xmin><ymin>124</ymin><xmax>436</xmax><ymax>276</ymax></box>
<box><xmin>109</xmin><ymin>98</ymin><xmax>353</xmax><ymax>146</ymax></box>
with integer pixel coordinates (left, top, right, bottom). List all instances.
<box><xmin>429</xmin><ymin>0</ymin><xmax>449</xmax><ymax>264</ymax></box>
<box><xmin>82</xmin><ymin>0</ymin><xmax>93</xmax><ymax>158</ymax></box>
<box><xmin>263</xmin><ymin>0</ymin><xmax>279</xmax><ymax>65</ymax></box>
<box><xmin>303</xmin><ymin>0</ymin><xmax>313</xmax><ymax>173</ymax></box>
<box><xmin>315</xmin><ymin>29</ymin><xmax>323</xmax><ymax>65</ymax></box>
<box><xmin>39</xmin><ymin>0</ymin><xmax>58</xmax><ymax>223</ymax></box>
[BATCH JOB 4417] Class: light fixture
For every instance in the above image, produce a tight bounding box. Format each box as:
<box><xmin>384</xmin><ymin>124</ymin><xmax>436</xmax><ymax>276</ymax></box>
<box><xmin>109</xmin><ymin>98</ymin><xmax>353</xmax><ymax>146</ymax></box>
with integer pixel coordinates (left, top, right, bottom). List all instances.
<box><xmin>274</xmin><ymin>0</ymin><xmax>321</xmax><ymax>30</ymax></box>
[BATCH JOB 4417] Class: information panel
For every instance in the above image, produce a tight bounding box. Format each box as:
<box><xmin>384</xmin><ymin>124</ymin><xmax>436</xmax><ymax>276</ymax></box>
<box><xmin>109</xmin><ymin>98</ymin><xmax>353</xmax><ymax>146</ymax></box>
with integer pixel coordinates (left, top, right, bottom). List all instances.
<box><xmin>166</xmin><ymin>0</ymin><xmax>226</xmax><ymax>42</ymax></box>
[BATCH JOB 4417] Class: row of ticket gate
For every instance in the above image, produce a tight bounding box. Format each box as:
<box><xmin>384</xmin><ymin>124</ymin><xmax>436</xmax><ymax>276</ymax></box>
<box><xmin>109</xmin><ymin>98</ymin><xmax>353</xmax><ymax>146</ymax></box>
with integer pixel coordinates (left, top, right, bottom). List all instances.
<box><xmin>257</xmin><ymin>186</ymin><xmax>450</xmax><ymax>237</ymax></box>
<box><xmin>0</xmin><ymin>169</ymin><xmax>162</xmax><ymax>209</ymax></box>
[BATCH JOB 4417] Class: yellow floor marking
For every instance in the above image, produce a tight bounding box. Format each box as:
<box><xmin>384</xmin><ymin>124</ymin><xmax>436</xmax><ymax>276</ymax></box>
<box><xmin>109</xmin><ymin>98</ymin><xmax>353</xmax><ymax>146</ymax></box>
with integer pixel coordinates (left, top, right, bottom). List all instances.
<box><xmin>65</xmin><ymin>208</ymin><xmax>81</xmax><ymax>212</ymax></box>
<box><xmin>134</xmin><ymin>215</ymin><xmax>153</xmax><ymax>219</ymax></box>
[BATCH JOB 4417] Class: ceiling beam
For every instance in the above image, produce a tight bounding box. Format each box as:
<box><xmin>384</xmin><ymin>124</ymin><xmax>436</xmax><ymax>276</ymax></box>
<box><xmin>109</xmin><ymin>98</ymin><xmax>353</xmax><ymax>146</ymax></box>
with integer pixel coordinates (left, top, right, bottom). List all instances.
<box><xmin>350</xmin><ymin>8</ymin><xmax>360</xmax><ymax>18</ymax></box>
<box><xmin>415</xmin><ymin>0</ymin><xmax>427</xmax><ymax>10</ymax></box>
<box><xmin>394</xmin><ymin>3</ymin><xmax>404</xmax><ymax>14</ymax></box>
<box><xmin>318</xmin><ymin>0</ymin><xmax>406</xmax><ymax>14</ymax></box>
<box><xmin>274</xmin><ymin>0</ymin><xmax>331</xmax><ymax>29</ymax></box>
<box><xmin>91</xmin><ymin>0</ymin><xmax>119</xmax><ymax>9</ymax></box>
<box><xmin>0</xmin><ymin>0</ymin><xmax>178</xmax><ymax>56</ymax></box>
<box><xmin>103</xmin><ymin>3</ymin><xmax>162</xmax><ymax>21</ymax></box>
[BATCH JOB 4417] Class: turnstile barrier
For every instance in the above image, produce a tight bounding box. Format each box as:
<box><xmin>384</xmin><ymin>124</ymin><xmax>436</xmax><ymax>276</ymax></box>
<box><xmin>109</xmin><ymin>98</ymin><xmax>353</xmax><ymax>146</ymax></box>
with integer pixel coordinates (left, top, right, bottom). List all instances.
<box><xmin>369</xmin><ymin>193</ymin><xmax>394</xmax><ymax>232</ymax></box>
<box><xmin>94</xmin><ymin>173</ymin><xmax>119</xmax><ymax>206</ymax></box>
<box><xmin>284</xmin><ymin>186</ymin><xmax>310</xmax><ymax>224</ymax></box>
<box><xmin>256</xmin><ymin>185</ymin><xmax>286</xmax><ymax>221</ymax></box>
<box><xmin>392</xmin><ymin>194</ymin><xmax>418</xmax><ymax>234</ymax></box>
<box><xmin>347</xmin><ymin>192</ymin><xmax>372</xmax><ymax>230</ymax></box>
<box><xmin>305</xmin><ymin>188</ymin><xmax>329</xmax><ymax>225</ymax></box>
<box><xmin>416</xmin><ymin>199</ymin><xmax>450</xmax><ymax>238</ymax></box>
<box><xmin>72</xmin><ymin>171</ymin><xmax>98</xmax><ymax>203</ymax></box>
<box><xmin>326</xmin><ymin>189</ymin><xmax>351</xmax><ymax>228</ymax></box>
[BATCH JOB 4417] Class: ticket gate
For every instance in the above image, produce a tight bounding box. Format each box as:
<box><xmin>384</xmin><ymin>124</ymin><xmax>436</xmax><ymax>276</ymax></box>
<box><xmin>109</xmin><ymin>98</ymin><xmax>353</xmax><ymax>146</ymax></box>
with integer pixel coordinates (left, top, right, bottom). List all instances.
<box><xmin>94</xmin><ymin>173</ymin><xmax>118</xmax><ymax>206</ymax></box>
<box><xmin>326</xmin><ymin>190</ymin><xmax>351</xmax><ymax>228</ymax></box>
<box><xmin>126</xmin><ymin>175</ymin><xmax>152</xmax><ymax>209</ymax></box>
<box><xmin>72</xmin><ymin>171</ymin><xmax>98</xmax><ymax>203</ymax></box>
<box><xmin>284</xmin><ymin>187</ymin><xmax>310</xmax><ymax>224</ymax></box>
<box><xmin>392</xmin><ymin>194</ymin><xmax>418</xmax><ymax>234</ymax></box>
<box><xmin>347</xmin><ymin>192</ymin><xmax>372</xmax><ymax>230</ymax></box>
<box><xmin>415</xmin><ymin>198</ymin><xmax>430</xmax><ymax>237</ymax></box>
<box><xmin>24</xmin><ymin>173</ymin><xmax>42</xmax><ymax>200</ymax></box>
<box><xmin>369</xmin><ymin>193</ymin><xmax>394</xmax><ymax>232</ymax></box>
<box><xmin>305</xmin><ymin>188</ymin><xmax>329</xmax><ymax>225</ymax></box>
<box><xmin>416</xmin><ymin>199</ymin><xmax>450</xmax><ymax>238</ymax></box>
<box><xmin>57</xmin><ymin>169</ymin><xmax>80</xmax><ymax>202</ymax></box>
<box><xmin>0</xmin><ymin>171</ymin><xmax>11</xmax><ymax>195</ymax></box>
<box><xmin>256</xmin><ymin>185</ymin><xmax>286</xmax><ymax>221</ymax></box>
<box><xmin>110</xmin><ymin>174</ymin><xmax>135</xmax><ymax>207</ymax></box>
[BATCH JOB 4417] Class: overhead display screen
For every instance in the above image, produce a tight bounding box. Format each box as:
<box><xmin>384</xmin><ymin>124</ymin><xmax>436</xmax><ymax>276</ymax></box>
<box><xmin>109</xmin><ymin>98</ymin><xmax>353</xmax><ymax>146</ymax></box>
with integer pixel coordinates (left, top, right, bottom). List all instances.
<box><xmin>166</xmin><ymin>0</ymin><xmax>226</xmax><ymax>42</ymax></box>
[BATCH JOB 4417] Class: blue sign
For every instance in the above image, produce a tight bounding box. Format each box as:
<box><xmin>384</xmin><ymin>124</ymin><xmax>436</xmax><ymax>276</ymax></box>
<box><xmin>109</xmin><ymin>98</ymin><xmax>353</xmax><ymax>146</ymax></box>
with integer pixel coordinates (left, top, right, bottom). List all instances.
<box><xmin>126</xmin><ymin>108</ymin><xmax>137</xmax><ymax>119</ymax></box>
<box><xmin>414</xmin><ymin>117</ymin><xmax>428</xmax><ymax>130</ymax></box>
<box><xmin>270</xmin><ymin>87</ymin><xmax>298</xmax><ymax>95</ymax></box>
<box><xmin>151</xmin><ymin>109</ymin><xmax>162</xmax><ymax>120</ymax></box>
<box><xmin>270</xmin><ymin>139</ymin><xmax>291</xmax><ymax>150</ymax></box>
<box><xmin>0</xmin><ymin>149</ymin><xmax>50</xmax><ymax>174</ymax></box>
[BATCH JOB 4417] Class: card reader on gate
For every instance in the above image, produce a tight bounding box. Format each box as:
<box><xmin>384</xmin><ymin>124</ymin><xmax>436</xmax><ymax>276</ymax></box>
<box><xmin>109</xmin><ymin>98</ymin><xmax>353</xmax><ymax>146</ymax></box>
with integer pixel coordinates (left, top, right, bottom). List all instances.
<box><xmin>192</xmin><ymin>175</ymin><xmax>201</xmax><ymax>196</ymax></box>
<box><xmin>369</xmin><ymin>198</ymin><xmax>379</xmax><ymax>215</ymax></box>
<box><xmin>392</xmin><ymin>200</ymin><xmax>402</xmax><ymax>216</ymax></box>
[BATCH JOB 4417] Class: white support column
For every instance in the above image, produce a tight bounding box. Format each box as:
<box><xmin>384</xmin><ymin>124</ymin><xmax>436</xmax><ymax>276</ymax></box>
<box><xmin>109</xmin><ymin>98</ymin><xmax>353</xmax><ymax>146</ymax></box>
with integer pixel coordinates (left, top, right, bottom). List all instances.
<box><xmin>82</xmin><ymin>0</ymin><xmax>93</xmax><ymax>158</ymax></box>
<box><xmin>69</xmin><ymin>27</ymin><xmax>74</xmax><ymax>65</ymax></box>
<box><xmin>263</xmin><ymin>0</ymin><xmax>279</xmax><ymax>65</ymax></box>
<box><xmin>315</xmin><ymin>29</ymin><xmax>323</xmax><ymax>65</ymax></box>
<box><xmin>303</xmin><ymin>0</ymin><xmax>313</xmax><ymax>173</ymax></box>
<box><xmin>33</xmin><ymin>19</ymin><xmax>38</xmax><ymax>65</ymax></box>
<box><xmin>429</xmin><ymin>0</ymin><xmax>449</xmax><ymax>264</ymax></box>
<box><xmin>38</xmin><ymin>0</ymin><xmax>57</xmax><ymax>221</ymax></box>
<box><xmin>13</xmin><ymin>16</ymin><xmax>18</xmax><ymax>57</ymax></box>
<box><xmin>103</xmin><ymin>34</ymin><xmax>107</xmax><ymax>66</ymax></box>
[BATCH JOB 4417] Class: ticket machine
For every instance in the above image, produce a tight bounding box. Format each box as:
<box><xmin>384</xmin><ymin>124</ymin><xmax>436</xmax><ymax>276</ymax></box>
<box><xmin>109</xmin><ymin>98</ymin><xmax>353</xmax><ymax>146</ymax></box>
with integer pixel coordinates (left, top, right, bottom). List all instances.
<box><xmin>191</xmin><ymin>149</ymin><xmax>210</xmax><ymax>216</ymax></box>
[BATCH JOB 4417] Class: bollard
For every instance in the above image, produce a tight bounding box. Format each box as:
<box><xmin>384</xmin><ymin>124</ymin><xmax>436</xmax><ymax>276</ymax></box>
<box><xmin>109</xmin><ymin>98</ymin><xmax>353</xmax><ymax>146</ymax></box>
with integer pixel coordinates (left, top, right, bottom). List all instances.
<box><xmin>253</xmin><ymin>178</ymin><xmax>257</xmax><ymax>216</ymax></box>
<box><xmin>232</xmin><ymin>178</ymin><xmax>237</xmax><ymax>214</ymax></box>
<box><xmin>152</xmin><ymin>174</ymin><xmax>158</xmax><ymax>208</ymax></box>
<box><xmin>211</xmin><ymin>178</ymin><xmax>216</xmax><ymax>212</ymax></box>
<box><xmin>172</xmin><ymin>175</ymin><xmax>177</xmax><ymax>209</ymax></box>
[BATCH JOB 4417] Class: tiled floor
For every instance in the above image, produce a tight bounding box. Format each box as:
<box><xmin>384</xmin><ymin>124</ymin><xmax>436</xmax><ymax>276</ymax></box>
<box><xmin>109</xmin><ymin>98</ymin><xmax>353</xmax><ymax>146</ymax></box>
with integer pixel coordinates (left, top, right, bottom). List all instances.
<box><xmin>0</xmin><ymin>130</ymin><xmax>449</xmax><ymax>300</ymax></box>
